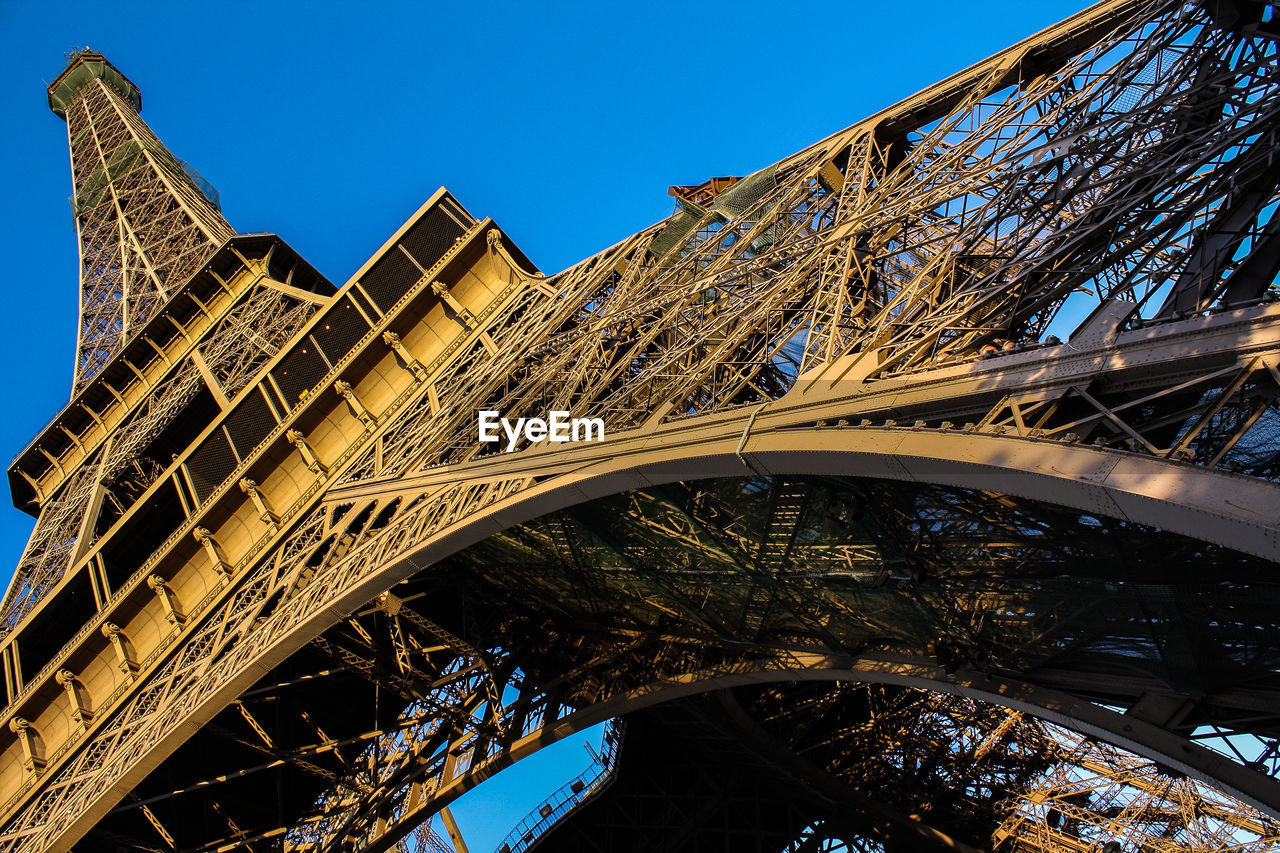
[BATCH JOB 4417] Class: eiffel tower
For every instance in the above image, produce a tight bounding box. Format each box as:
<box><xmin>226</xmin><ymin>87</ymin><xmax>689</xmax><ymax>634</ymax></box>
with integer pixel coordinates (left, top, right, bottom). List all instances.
<box><xmin>3</xmin><ymin>0</ymin><xmax>1280</xmax><ymax>849</ymax></box>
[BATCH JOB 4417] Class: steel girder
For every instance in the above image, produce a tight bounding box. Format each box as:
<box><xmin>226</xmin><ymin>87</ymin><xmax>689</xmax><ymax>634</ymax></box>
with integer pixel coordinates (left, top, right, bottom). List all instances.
<box><xmin>4</xmin><ymin>0</ymin><xmax>1280</xmax><ymax>851</ymax></box>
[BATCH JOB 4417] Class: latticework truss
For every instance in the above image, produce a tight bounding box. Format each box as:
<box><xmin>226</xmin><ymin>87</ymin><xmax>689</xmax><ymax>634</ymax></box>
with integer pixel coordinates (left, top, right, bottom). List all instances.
<box><xmin>3</xmin><ymin>2</ymin><xmax>1280</xmax><ymax>852</ymax></box>
<box><xmin>0</xmin><ymin>252</ymin><xmax>326</xmax><ymax>630</ymax></box>
<box><xmin>53</xmin><ymin>52</ymin><xmax>234</xmax><ymax>392</ymax></box>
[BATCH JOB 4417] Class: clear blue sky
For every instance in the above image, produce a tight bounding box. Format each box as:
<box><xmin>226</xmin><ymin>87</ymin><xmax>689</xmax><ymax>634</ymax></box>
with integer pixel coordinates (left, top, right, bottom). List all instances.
<box><xmin>0</xmin><ymin>0</ymin><xmax>1085</xmax><ymax>848</ymax></box>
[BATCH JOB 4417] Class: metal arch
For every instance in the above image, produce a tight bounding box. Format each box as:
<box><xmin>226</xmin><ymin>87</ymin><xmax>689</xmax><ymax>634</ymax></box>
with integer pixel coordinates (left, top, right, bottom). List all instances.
<box><xmin>355</xmin><ymin>650</ymin><xmax>1280</xmax><ymax>853</ymax></box>
<box><xmin>10</xmin><ymin>368</ymin><xmax>1279</xmax><ymax>852</ymax></box>
<box><xmin>255</xmin><ymin>435</ymin><xmax>1280</xmax><ymax>847</ymax></box>
<box><xmin>11</xmin><ymin>428</ymin><xmax>1260</xmax><ymax>851</ymax></box>
<box><xmin>342</xmin><ymin>424</ymin><xmax>1280</xmax><ymax>572</ymax></box>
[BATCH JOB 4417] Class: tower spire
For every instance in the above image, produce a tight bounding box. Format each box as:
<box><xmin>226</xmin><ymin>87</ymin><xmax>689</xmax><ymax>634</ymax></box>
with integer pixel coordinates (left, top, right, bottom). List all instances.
<box><xmin>49</xmin><ymin>50</ymin><xmax>234</xmax><ymax>392</ymax></box>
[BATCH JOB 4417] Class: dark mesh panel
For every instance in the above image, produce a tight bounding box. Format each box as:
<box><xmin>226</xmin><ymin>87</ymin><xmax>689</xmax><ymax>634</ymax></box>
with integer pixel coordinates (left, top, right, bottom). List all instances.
<box><xmin>361</xmin><ymin>249</ymin><xmax>419</xmax><ymax>314</ymax></box>
<box><xmin>224</xmin><ymin>391</ymin><xmax>277</xmax><ymax>462</ymax></box>
<box><xmin>312</xmin><ymin>297</ymin><xmax>371</xmax><ymax>367</ymax></box>
<box><xmin>187</xmin><ymin>430</ymin><xmax>237</xmax><ymax>502</ymax></box>
<box><xmin>272</xmin><ymin>344</ymin><xmax>329</xmax><ymax>407</ymax></box>
<box><xmin>400</xmin><ymin>206</ymin><xmax>468</xmax><ymax>276</ymax></box>
<box><xmin>18</xmin><ymin>571</ymin><xmax>96</xmax><ymax>681</ymax></box>
<box><xmin>99</xmin><ymin>479</ymin><xmax>187</xmax><ymax>589</ymax></box>
<box><xmin>361</xmin><ymin>205</ymin><xmax>469</xmax><ymax>313</ymax></box>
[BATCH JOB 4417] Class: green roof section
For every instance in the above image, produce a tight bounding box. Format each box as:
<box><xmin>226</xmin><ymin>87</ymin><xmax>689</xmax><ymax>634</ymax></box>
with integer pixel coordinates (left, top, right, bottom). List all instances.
<box><xmin>47</xmin><ymin>50</ymin><xmax>142</xmax><ymax>119</ymax></box>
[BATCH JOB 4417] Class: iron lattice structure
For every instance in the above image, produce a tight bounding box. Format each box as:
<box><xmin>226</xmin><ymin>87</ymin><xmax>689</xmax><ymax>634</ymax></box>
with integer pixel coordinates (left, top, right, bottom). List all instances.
<box><xmin>2</xmin><ymin>1</ymin><xmax>1280</xmax><ymax>851</ymax></box>
<box><xmin>0</xmin><ymin>52</ymin><xmax>319</xmax><ymax>635</ymax></box>
<box><xmin>52</xmin><ymin>53</ymin><xmax>235</xmax><ymax>392</ymax></box>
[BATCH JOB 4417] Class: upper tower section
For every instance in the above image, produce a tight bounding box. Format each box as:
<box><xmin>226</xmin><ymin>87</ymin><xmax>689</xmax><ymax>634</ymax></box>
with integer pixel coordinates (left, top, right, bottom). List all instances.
<box><xmin>47</xmin><ymin>49</ymin><xmax>141</xmax><ymax>118</ymax></box>
<box><xmin>49</xmin><ymin>50</ymin><xmax>235</xmax><ymax>393</ymax></box>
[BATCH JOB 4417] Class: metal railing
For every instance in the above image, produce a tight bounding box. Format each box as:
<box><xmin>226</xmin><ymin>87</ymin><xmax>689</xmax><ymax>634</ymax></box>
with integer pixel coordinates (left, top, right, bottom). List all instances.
<box><xmin>495</xmin><ymin>719</ymin><xmax>624</xmax><ymax>853</ymax></box>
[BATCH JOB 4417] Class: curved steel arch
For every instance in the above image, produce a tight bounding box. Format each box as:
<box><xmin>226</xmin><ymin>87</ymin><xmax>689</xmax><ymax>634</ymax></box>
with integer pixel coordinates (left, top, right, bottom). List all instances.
<box><xmin>15</xmin><ymin>418</ymin><xmax>1280</xmax><ymax>852</ymax></box>
<box><xmin>272</xmin><ymin>438</ymin><xmax>1280</xmax><ymax>847</ymax></box>
<box><xmin>349</xmin><ymin>650</ymin><xmax>1280</xmax><ymax>852</ymax></box>
<box><xmin>360</xmin><ymin>422</ymin><xmax>1280</xmax><ymax>570</ymax></box>
<box><xmin>288</xmin><ymin>430</ymin><xmax>1279</xmax><ymax>847</ymax></box>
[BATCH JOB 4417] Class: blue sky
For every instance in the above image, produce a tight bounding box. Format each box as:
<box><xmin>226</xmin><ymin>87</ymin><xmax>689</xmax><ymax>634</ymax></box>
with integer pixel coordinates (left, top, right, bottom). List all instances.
<box><xmin>0</xmin><ymin>1</ymin><xmax>1084</xmax><ymax>848</ymax></box>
